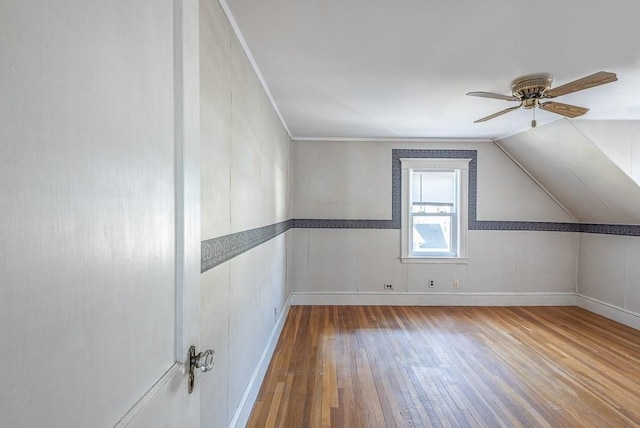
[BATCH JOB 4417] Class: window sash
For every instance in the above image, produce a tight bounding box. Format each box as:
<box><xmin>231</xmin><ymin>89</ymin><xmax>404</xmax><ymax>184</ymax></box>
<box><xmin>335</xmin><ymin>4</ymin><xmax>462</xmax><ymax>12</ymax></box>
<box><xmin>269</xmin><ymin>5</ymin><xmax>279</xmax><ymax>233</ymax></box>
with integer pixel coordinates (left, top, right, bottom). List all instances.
<box><xmin>409</xmin><ymin>212</ymin><xmax>458</xmax><ymax>257</ymax></box>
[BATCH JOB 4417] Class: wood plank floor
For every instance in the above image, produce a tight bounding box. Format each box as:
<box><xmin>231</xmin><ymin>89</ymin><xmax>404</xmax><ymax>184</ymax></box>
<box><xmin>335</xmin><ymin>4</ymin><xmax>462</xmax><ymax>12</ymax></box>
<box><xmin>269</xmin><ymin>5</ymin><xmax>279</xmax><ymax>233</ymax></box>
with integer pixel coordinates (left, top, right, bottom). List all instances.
<box><xmin>247</xmin><ymin>306</ymin><xmax>640</xmax><ymax>427</ymax></box>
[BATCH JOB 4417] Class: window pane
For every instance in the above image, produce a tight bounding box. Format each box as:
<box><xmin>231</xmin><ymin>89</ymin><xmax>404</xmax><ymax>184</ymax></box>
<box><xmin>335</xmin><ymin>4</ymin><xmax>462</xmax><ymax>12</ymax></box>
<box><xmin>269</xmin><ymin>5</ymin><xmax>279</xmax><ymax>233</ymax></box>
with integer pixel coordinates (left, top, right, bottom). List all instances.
<box><xmin>411</xmin><ymin>215</ymin><xmax>452</xmax><ymax>254</ymax></box>
<box><xmin>411</xmin><ymin>171</ymin><xmax>455</xmax><ymax>205</ymax></box>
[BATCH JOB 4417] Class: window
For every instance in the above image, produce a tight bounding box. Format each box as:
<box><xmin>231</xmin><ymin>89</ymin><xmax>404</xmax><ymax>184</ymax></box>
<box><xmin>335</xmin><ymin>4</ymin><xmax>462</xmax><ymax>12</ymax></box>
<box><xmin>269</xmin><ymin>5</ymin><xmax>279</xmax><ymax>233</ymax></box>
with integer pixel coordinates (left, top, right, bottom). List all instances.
<box><xmin>400</xmin><ymin>158</ymin><xmax>470</xmax><ymax>263</ymax></box>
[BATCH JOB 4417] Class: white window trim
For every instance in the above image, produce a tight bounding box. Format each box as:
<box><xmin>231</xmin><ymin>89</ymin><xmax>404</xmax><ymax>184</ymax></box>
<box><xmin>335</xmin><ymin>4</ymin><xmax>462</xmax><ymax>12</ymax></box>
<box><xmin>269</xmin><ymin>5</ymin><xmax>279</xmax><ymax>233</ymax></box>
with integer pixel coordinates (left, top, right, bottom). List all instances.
<box><xmin>400</xmin><ymin>158</ymin><xmax>470</xmax><ymax>264</ymax></box>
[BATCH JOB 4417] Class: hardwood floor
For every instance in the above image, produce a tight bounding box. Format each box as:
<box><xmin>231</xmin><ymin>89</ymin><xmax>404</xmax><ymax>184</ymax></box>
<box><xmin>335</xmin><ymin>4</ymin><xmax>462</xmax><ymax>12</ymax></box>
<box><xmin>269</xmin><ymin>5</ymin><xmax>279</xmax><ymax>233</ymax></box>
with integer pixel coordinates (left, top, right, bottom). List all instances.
<box><xmin>248</xmin><ymin>306</ymin><xmax>640</xmax><ymax>427</ymax></box>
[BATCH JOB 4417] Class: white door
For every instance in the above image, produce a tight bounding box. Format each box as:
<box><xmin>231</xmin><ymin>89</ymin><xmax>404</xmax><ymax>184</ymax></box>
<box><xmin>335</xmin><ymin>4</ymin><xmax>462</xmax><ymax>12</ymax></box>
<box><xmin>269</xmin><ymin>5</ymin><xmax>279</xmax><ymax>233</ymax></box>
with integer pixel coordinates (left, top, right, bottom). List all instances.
<box><xmin>0</xmin><ymin>0</ymin><xmax>203</xmax><ymax>426</ymax></box>
<box><xmin>117</xmin><ymin>0</ymin><xmax>204</xmax><ymax>426</ymax></box>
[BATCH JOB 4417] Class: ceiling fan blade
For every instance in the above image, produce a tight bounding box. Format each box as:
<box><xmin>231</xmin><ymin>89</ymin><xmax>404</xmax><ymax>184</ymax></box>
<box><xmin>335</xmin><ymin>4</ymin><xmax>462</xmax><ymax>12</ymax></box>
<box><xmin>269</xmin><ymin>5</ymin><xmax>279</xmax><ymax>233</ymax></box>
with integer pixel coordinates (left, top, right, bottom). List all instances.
<box><xmin>540</xmin><ymin>101</ymin><xmax>589</xmax><ymax>118</ymax></box>
<box><xmin>467</xmin><ymin>91</ymin><xmax>519</xmax><ymax>102</ymax></box>
<box><xmin>544</xmin><ymin>71</ymin><xmax>617</xmax><ymax>98</ymax></box>
<box><xmin>473</xmin><ymin>105</ymin><xmax>521</xmax><ymax>123</ymax></box>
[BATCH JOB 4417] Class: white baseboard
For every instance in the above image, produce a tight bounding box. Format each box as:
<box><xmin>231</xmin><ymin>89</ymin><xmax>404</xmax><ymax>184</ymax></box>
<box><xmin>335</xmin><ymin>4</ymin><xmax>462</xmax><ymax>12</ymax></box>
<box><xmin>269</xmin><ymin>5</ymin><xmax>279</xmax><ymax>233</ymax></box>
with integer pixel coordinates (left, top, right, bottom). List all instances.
<box><xmin>229</xmin><ymin>293</ymin><xmax>292</xmax><ymax>428</ymax></box>
<box><xmin>291</xmin><ymin>291</ymin><xmax>576</xmax><ymax>306</ymax></box>
<box><xmin>576</xmin><ymin>294</ymin><xmax>640</xmax><ymax>330</ymax></box>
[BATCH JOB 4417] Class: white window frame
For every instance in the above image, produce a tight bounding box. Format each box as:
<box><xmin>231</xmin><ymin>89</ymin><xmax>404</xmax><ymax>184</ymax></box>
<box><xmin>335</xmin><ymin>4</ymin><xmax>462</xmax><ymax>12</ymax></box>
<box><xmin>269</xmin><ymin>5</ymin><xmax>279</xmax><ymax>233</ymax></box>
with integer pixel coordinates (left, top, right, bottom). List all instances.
<box><xmin>400</xmin><ymin>158</ymin><xmax>470</xmax><ymax>264</ymax></box>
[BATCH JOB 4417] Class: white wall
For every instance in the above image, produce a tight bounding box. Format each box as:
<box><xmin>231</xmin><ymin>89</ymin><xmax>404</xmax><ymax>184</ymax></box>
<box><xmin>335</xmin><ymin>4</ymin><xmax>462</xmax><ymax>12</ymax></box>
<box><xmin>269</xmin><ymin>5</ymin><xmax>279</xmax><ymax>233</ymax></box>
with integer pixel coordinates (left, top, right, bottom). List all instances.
<box><xmin>476</xmin><ymin>141</ymin><xmax>575</xmax><ymax>222</ymax></box>
<box><xmin>570</xmin><ymin>121</ymin><xmax>640</xmax><ymax>328</ymax></box>
<box><xmin>292</xmin><ymin>141</ymin><xmax>391</xmax><ymax>219</ymax></box>
<box><xmin>577</xmin><ymin>233</ymin><xmax>640</xmax><ymax>328</ymax></box>
<box><xmin>0</xmin><ymin>1</ymin><xmax>181</xmax><ymax>426</ymax></box>
<box><xmin>578</xmin><ymin>234</ymin><xmax>640</xmax><ymax>309</ymax></box>
<box><xmin>199</xmin><ymin>1</ymin><xmax>291</xmax><ymax>426</ymax></box>
<box><xmin>291</xmin><ymin>141</ymin><xmax>578</xmax><ymax>303</ymax></box>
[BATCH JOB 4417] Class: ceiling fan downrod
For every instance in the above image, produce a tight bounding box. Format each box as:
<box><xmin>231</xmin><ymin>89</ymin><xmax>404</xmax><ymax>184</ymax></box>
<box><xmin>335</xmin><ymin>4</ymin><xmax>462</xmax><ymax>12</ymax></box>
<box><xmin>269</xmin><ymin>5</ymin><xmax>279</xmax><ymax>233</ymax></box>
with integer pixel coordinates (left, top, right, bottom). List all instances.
<box><xmin>532</xmin><ymin>108</ymin><xmax>536</xmax><ymax>128</ymax></box>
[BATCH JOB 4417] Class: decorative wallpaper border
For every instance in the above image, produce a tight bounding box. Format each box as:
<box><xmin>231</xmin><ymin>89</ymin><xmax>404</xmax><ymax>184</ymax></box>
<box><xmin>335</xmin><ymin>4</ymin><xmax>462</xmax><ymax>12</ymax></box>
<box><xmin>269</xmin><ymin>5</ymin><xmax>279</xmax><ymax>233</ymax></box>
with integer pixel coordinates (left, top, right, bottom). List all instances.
<box><xmin>201</xmin><ymin>220</ymin><xmax>292</xmax><ymax>273</ymax></box>
<box><xmin>201</xmin><ymin>149</ymin><xmax>640</xmax><ymax>273</ymax></box>
<box><xmin>576</xmin><ymin>223</ymin><xmax>640</xmax><ymax>236</ymax></box>
<box><xmin>471</xmin><ymin>220</ymin><xmax>576</xmax><ymax>232</ymax></box>
<box><xmin>391</xmin><ymin>149</ymin><xmax>478</xmax><ymax>229</ymax></box>
<box><xmin>291</xmin><ymin>219</ymin><xmax>395</xmax><ymax>229</ymax></box>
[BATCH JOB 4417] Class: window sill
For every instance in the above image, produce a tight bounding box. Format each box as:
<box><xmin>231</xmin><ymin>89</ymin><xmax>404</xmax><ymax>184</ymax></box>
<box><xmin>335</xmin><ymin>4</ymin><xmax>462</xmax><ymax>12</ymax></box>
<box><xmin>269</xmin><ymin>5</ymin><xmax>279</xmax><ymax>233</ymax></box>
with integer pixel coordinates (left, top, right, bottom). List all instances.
<box><xmin>400</xmin><ymin>257</ymin><xmax>469</xmax><ymax>265</ymax></box>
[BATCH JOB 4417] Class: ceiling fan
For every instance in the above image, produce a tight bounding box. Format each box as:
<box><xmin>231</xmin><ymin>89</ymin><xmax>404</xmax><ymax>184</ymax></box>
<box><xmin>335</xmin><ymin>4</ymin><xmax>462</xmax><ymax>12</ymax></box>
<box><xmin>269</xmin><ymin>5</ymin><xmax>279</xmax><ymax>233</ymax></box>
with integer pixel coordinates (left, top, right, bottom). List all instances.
<box><xmin>467</xmin><ymin>71</ymin><xmax>617</xmax><ymax>128</ymax></box>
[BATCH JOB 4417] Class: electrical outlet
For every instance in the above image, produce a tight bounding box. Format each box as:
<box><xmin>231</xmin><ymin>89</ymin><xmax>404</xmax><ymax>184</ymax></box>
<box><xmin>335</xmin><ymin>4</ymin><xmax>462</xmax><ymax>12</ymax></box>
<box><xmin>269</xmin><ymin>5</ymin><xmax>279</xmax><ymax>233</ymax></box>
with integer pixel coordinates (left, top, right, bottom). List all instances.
<box><xmin>274</xmin><ymin>307</ymin><xmax>278</xmax><ymax>324</ymax></box>
<box><xmin>428</xmin><ymin>279</ymin><xmax>435</xmax><ymax>288</ymax></box>
<box><xmin>453</xmin><ymin>279</ymin><xmax>460</xmax><ymax>288</ymax></box>
<box><xmin>384</xmin><ymin>283</ymin><xmax>394</xmax><ymax>290</ymax></box>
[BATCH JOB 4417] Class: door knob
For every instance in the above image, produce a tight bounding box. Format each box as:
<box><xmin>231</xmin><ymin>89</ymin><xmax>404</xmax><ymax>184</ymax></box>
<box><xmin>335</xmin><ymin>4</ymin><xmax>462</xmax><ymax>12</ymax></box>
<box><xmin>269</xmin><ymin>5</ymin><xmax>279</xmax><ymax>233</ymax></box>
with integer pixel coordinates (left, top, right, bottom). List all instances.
<box><xmin>187</xmin><ymin>345</ymin><xmax>215</xmax><ymax>394</ymax></box>
<box><xmin>194</xmin><ymin>349</ymin><xmax>215</xmax><ymax>372</ymax></box>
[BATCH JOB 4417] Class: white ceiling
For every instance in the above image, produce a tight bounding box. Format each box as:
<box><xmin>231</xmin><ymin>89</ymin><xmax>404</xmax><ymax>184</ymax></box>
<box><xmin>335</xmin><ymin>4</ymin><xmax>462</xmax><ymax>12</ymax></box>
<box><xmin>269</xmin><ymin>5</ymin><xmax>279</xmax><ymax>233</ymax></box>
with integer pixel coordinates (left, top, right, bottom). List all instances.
<box><xmin>498</xmin><ymin>120</ymin><xmax>640</xmax><ymax>224</ymax></box>
<box><xmin>223</xmin><ymin>0</ymin><xmax>640</xmax><ymax>140</ymax></box>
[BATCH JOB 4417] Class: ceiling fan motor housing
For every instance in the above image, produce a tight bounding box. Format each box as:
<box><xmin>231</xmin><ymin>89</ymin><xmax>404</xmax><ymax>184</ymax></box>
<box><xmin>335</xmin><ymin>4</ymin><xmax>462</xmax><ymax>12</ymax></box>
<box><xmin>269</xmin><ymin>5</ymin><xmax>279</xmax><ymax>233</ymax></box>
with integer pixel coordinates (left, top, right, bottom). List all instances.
<box><xmin>511</xmin><ymin>73</ymin><xmax>554</xmax><ymax>101</ymax></box>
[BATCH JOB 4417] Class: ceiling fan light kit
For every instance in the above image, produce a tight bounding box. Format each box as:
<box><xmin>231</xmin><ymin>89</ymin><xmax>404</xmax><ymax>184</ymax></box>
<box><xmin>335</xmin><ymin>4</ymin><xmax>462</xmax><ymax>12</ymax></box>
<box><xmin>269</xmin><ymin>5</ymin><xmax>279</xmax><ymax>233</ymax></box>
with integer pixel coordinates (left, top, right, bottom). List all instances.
<box><xmin>467</xmin><ymin>71</ymin><xmax>618</xmax><ymax>128</ymax></box>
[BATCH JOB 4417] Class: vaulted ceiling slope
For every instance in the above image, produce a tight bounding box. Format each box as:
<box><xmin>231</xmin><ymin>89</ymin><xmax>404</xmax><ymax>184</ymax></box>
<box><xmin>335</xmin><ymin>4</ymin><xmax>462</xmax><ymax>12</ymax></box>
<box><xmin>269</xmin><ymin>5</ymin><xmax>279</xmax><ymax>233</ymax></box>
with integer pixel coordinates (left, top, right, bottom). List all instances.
<box><xmin>224</xmin><ymin>0</ymin><xmax>640</xmax><ymax>139</ymax></box>
<box><xmin>497</xmin><ymin>120</ymin><xmax>640</xmax><ymax>224</ymax></box>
